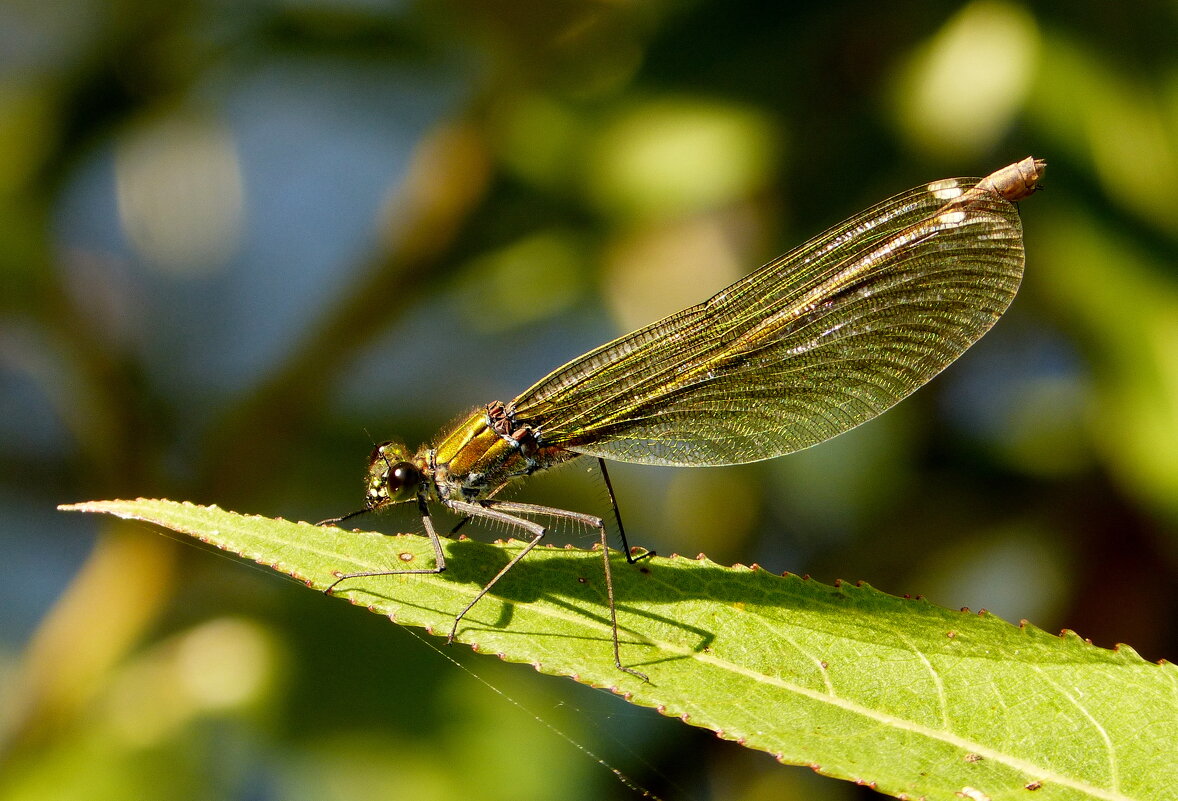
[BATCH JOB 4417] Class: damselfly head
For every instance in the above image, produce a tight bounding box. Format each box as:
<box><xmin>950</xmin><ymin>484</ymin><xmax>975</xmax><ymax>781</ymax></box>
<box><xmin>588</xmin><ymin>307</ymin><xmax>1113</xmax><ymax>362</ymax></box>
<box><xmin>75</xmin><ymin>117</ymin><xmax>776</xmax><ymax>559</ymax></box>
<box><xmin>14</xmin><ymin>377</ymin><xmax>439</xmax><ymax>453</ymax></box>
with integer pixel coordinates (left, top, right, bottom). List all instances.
<box><xmin>365</xmin><ymin>441</ymin><xmax>421</xmax><ymax>509</ymax></box>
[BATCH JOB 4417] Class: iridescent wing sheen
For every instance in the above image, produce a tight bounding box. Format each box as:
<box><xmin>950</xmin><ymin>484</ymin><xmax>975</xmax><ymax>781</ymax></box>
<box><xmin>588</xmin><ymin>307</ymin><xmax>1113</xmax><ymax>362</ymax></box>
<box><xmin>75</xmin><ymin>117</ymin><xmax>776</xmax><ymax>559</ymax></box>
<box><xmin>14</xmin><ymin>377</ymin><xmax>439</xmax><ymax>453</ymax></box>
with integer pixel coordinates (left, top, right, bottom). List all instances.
<box><xmin>508</xmin><ymin>158</ymin><xmax>1044</xmax><ymax>467</ymax></box>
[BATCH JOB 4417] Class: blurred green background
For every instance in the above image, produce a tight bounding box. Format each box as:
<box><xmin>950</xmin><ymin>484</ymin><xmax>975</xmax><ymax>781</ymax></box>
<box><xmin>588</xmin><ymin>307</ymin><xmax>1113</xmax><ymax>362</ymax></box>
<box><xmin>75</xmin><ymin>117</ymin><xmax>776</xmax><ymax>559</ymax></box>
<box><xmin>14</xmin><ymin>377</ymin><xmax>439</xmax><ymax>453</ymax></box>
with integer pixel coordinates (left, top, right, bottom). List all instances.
<box><xmin>2</xmin><ymin>1</ymin><xmax>1176</xmax><ymax>799</ymax></box>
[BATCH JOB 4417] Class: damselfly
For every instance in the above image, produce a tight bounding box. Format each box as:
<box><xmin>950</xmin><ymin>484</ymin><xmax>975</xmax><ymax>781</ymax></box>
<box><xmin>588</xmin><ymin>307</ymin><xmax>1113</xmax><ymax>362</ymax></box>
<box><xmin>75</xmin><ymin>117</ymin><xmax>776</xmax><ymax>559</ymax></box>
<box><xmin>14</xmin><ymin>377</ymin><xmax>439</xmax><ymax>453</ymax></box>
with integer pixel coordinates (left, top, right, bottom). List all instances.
<box><xmin>323</xmin><ymin>156</ymin><xmax>1045</xmax><ymax>679</ymax></box>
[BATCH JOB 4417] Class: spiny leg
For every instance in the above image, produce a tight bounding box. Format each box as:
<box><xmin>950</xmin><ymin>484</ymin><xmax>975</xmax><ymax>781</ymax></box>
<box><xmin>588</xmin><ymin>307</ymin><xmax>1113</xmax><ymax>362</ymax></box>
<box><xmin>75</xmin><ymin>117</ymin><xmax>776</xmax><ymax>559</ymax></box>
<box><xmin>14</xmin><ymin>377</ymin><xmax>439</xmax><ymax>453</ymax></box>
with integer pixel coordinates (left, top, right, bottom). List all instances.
<box><xmin>595</xmin><ymin>458</ymin><xmax>654</xmax><ymax>565</ymax></box>
<box><xmin>446</xmin><ymin>481</ymin><xmax>511</xmax><ymax>536</ymax></box>
<box><xmin>442</xmin><ymin>499</ymin><xmax>548</xmax><ymax>641</ymax></box>
<box><xmin>472</xmin><ymin>498</ymin><xmax>649</xmax><ymax>682</ymax></box>
<box><xmin>320</xmin><ymin>494</ymin><xmax>648</xmax><ymax>680</ymax></box>
<box><xmin>323</xmin><ymin>496</ymin><xmax>447</xmax><ymax>593</ymax></box>
<box><xmin>315</xmin><ymin>507</ymin><xmax>369</xmax><ymax>527</ymax></box>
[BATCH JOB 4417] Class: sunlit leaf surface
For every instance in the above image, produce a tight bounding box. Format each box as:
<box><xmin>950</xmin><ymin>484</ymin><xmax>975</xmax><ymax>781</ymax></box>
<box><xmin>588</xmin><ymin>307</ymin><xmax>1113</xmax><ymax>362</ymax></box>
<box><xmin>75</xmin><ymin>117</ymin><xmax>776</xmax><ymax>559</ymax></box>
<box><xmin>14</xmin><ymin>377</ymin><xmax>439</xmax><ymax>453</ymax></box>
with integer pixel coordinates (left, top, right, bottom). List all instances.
<box><xmin>62</xmin><ymin>499</ymin><xmax>1178</xmax><ymax>801</ymax></box>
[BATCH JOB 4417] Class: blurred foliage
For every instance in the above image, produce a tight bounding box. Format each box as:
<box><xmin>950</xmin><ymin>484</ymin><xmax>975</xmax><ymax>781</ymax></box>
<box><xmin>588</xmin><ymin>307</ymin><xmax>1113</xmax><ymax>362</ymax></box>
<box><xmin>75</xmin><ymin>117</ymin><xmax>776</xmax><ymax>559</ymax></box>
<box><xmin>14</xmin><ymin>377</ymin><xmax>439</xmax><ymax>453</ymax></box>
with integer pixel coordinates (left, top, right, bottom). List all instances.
<box><xmin>1</xmin><ymin>1</ymin><xmax>1176</xmax><ymax>800</ymax></box>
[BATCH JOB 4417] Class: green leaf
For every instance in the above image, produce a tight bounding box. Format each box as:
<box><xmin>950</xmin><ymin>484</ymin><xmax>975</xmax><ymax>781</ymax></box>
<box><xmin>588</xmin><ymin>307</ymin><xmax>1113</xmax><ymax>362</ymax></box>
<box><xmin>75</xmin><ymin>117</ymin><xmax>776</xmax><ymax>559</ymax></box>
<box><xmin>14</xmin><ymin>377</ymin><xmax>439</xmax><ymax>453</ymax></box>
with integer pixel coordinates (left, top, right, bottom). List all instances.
<box><xmin>61</xmin><ymin>498</ymin><xmax>1177</xmax><ymax>801</ymax></box>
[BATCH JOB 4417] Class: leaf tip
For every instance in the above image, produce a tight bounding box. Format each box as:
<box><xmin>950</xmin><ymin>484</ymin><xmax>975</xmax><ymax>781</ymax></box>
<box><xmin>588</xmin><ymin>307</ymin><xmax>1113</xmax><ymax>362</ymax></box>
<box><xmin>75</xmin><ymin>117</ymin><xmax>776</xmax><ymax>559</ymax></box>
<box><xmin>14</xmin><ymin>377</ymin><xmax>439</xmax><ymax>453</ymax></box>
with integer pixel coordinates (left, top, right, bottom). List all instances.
<box><xmin>58</xmin><ymin>500</ymin><xmax>107</xmax><ymax>513</ymax></box>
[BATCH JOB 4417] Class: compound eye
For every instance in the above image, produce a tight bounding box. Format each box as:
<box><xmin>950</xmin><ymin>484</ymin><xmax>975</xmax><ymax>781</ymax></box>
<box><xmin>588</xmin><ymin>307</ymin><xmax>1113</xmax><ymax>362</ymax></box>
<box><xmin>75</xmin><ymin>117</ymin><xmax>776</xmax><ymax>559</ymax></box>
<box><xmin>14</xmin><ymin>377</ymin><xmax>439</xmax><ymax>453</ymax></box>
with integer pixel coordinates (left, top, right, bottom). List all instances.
<box><xmin>386</xmin><ymin>462</ymin><xmax>419</xmax><ymax>493</ymax></box>
<box><xmin>364</xmin><ymin>443</ymin><xmax>419</xmax><ymax>509</ymax></box>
